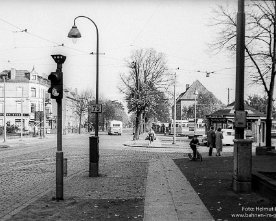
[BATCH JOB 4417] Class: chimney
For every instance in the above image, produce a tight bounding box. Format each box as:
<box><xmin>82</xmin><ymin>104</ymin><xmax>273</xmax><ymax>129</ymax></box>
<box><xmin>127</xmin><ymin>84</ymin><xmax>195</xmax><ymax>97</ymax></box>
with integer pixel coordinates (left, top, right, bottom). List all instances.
<box><xmin>25</xmin><ymin>72</ymin><xmax>30</xmax><ymax>80</ymax></box>
<box><xmin>186</xmin><ymin>84</ymin><xmax>189</xmax><ymax>91</ymax></box>
<box><xmin>10</xmin><ymin>68</ymin><xmax>16</xmax><ymax>79</ymax></box>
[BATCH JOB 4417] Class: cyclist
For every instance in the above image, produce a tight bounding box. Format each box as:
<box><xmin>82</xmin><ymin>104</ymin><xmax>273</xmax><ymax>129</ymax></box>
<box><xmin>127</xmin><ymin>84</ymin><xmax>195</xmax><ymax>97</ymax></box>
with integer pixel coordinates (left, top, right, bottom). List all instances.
<box><xmin>148</xmin><ymin>128</ymin><xmax>155</xmax><ymax>145</ymax></box>
<box><xmin>188</xmin><ymin>135</ymin><xmax>202</xmax><ymax>161</ymax></box>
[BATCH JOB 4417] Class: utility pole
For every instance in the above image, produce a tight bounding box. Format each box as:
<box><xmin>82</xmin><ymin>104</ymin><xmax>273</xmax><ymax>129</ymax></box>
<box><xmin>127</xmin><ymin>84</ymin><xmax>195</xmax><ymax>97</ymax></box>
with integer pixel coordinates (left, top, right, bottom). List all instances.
<box><xmin>227</xmin><ymin>88</ymin><xmax>230</xmax><ymax>105</ymax></box>
<box><xmin>3</xmin><ymin>74</ymin><xmax>7</xmax><ymax>143</ymax></box>
<box><xmin>233</xmin><ymin>0</ymin><xmax>253</xmax><ymax>194</ymax></box>
<box><xmin>234</xmin><ymin>0</ymin><xmax>245</xmax><ymax>140</ymax></box>
<box><xmin>194</xmin><ymin>90</ymin><xmax>198</xmax><ymax>136</ymax></box>
<box><xmin>21</xmin><ymin>95</ymin><xmax>23</xmax><ymax>140</ymax></box>
<box><xmin>173</xmin><ymin>73</ymin><xmax>176</xmax><ymax>144</ymax></box>
<box><xmin>43</xmin><ymin>90</ymin><xmax>46</xmax><ymax>138</ymax></box>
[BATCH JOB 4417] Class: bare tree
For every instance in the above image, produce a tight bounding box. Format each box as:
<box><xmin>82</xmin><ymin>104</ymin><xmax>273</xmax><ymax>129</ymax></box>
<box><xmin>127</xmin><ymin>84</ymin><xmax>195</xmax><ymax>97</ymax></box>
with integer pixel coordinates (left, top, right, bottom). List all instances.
<box><xmin>210</xmin><ymin>1</ymin><xmax>276</xmax><ymax>146</ymax></box>
<box><xmin>120</xmin><ymin>48</ymin><xmax>173</xmax><ymax>140</ymax></box>
<box><xmin>74</xmin><ymin>89</ymin><xmax>94</xmax><ymax>134</ymax></box>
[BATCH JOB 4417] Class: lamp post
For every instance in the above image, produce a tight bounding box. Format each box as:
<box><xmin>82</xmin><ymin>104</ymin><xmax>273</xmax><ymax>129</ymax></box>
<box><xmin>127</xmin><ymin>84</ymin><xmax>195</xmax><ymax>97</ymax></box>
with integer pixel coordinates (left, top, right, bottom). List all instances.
<box><xmin>194</xmin><ymin>90</ymin><xmax>198</xmax><ymax>136</ymax></box>
<box><xmin>173</xmin><ymin>73</ymin><xmax>176</xmax><ymax>144</ymax></box>
<box><xmin>68</xmin><ymin>16</ymin><xmax>100</xmax><ymax>177</ymax></box>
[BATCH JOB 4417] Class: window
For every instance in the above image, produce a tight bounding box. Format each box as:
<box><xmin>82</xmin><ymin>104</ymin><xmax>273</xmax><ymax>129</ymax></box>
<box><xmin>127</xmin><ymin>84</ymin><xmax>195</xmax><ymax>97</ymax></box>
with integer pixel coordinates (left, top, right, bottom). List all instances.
<box><xmin>0</xmin><ymin>103</ymin><xmax>3</xmax><ymax>113</ymax></box>
<box><xmin>17</xmin><ymin>87</ymin><xmax>23</xmax><ymax>97</ymax></box>
<box><xmin>16</xmin><ymin>102</ymin><xmax>22</xmax><ymax>113</ymax></box>
<box><xmin>31</xmin><ymin>88</ymin><xmax>36</xmax><ymax>97</ymax></box>
<box><xmin>31</xmin><ymin>103</ymin><xmax>36</xmax><ymax>113</ymax></box>
<box><xmin>0</xmin><ymin>87</ymin><xmax>3</xmax><ymax>97</ymax></box>
<box><xmin>32</xmin><ymin>75</ymin><xmax>36</xmax><ymax>80</ymax></box>
<box><xmin>247</xmin><ymin>122</ymin><xmax>252</xmax><ymax>130</ymax></box>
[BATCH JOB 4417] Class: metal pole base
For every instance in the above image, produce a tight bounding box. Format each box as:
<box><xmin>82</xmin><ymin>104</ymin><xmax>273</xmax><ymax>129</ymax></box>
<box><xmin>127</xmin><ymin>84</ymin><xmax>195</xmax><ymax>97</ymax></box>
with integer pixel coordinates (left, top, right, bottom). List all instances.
<box><xmin>56</xmin><ymin>151</ymin><xmax>64</xmax><ymax>200</ymax></box>
<box><xmin>89</xmin><ymin>136</ymin><xmax>99</xmax><ymax>177</ymax></box>
<box><xmin>89</xmin><ymin>162</ymin><xmax>99</xmax><ymax>177</ymax></box>
<box><xmin>233</xmin><ymin>178</ymin><xmax>251</xmax><ymax>193</ymax></box>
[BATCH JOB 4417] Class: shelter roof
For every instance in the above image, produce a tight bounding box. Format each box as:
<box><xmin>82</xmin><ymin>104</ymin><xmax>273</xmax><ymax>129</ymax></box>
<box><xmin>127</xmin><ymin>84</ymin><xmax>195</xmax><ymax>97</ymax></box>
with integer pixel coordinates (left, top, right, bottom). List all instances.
<box><xmin>207</xmin><ymin>102</ymin><xmax>266</xmax><ymax>118</ymax></box>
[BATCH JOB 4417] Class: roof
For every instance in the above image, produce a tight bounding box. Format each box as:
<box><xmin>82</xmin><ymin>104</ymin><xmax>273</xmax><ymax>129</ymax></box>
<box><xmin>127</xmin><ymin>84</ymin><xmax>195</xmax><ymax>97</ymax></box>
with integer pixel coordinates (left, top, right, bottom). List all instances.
<box><xmin>206</xmin><ymin>102</ymin><xmax>266</xmax><ymax>118</ymax></box>
<box><xmin>176</xmin><ymin>80</ymin><xmax>214</xmax><ymax>101</ymax></box>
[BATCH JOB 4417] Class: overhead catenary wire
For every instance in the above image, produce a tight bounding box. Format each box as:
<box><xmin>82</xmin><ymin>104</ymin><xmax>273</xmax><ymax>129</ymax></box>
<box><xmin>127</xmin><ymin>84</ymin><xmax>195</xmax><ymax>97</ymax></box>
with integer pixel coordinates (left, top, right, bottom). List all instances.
<box><xmin>0</xmin><ymin>17</ymin><xmax>99</xmax><ymax>56</ymax></box>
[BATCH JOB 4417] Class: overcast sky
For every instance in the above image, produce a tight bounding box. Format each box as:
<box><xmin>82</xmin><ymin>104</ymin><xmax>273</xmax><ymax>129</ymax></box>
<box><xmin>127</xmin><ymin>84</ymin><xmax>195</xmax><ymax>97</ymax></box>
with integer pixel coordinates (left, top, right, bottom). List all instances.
<box><xmin>0</xmin><ymin>0</ymin><xmax>265</xmax><ymax>105</ymax></box>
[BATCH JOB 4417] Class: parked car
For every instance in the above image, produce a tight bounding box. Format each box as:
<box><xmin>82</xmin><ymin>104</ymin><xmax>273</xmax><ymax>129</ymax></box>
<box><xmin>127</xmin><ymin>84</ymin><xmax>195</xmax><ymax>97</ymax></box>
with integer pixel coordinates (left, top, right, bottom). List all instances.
<box><xmin>222</xmin><ymin>129</ymin><xmax>234</xmax><ymax>145</ymax></box>
<box><xmin>199</xmin><ymin>135</ymin><xmax>208</xmax><ymax>146</ymax></box>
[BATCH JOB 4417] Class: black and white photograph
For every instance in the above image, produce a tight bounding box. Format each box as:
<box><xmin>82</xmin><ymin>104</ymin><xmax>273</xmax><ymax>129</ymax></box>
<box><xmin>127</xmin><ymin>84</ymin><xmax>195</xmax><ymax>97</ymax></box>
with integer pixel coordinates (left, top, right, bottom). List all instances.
<box><xmin>0</xmin><ymin>0</ymin><xmax>276</xmax><ymax>220</ymax></box>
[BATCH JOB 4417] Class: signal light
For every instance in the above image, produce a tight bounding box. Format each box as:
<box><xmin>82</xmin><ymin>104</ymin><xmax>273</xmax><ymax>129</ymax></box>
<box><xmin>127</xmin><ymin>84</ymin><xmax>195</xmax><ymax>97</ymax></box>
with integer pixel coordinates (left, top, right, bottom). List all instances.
<box><xmin>48</xmin><ymin>71</ymin><xmax>63</xmax><ymax>100</ymax></box>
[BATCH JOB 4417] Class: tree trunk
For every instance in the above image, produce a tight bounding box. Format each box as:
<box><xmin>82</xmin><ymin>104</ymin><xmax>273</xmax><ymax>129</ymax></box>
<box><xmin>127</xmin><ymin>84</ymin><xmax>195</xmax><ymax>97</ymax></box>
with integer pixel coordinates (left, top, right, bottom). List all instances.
<box><xmin>79</xmin><ymin>115</ymin><xmax>82</xmax><ymax>134</ymax></box>
<box><xmin>133</xmin><ymin>111</ymin><xmax>142</xmax><ymax>140</ymax></box>
<box><xmin>266</xmin><ymin>85</ymin><xmax>274</xmax><ymax>147</ymax></box>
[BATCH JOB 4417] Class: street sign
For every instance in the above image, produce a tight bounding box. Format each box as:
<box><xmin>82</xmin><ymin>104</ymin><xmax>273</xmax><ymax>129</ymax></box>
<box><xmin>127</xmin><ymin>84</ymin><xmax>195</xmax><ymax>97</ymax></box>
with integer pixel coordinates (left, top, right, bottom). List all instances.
<box><xmin>91</xmin><ymin>104</ymin><xmax>102</xmax><ymax>113</ymax></box>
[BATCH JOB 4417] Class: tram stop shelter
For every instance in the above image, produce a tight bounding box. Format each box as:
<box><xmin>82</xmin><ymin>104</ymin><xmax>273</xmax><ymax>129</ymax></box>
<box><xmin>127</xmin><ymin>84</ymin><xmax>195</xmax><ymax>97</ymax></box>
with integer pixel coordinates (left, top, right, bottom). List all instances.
<box><xmin>206</xmin><ymin>102</ymin><xmax>266</xmax><ymax>145</ymax></box>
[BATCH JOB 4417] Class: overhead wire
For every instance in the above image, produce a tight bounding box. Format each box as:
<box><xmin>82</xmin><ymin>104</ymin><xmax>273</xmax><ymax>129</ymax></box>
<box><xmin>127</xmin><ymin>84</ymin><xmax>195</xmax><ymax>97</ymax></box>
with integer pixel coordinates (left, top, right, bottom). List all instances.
<box><xmin>0</xmin><ymin>17</ymin><xmax>95</xmax><ymax>56</ymax></box>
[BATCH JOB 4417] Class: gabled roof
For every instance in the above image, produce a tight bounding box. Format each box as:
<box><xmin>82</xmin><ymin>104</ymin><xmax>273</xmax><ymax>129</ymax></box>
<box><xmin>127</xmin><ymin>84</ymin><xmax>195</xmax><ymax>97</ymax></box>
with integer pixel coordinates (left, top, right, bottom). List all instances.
<box><xmin>176</xmin><ymin>80</ymin><xmax>215</xmax><ymax>101</ymax></box>
<box><xmin>0</xmin><ymin>69</ymin><xmax>30</xmax><ymax>82</ymax></box>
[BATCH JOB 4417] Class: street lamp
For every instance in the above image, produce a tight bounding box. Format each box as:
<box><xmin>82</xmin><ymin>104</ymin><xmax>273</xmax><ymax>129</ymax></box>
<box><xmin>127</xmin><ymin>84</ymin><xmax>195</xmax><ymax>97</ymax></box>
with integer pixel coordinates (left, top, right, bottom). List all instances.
<box><xmin>194</xmin><ymin>90</ymin><xmax>198</xmax><ymax>136</ymax></box>
<box><xmin>68</xmin><ymin>16</ymin><xmax>100</xmax><ymax>177</ymax></box>
<box><xmin>0</xmin><ymin>72</ymin><xmax>8</xmax><ymax>143</ymax></box>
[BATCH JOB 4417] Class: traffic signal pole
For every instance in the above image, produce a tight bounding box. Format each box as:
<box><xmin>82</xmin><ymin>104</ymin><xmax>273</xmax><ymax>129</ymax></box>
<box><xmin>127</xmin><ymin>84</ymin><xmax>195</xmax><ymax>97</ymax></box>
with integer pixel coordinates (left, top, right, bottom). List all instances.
<box><xmin>56</xmin><ymin>98</ymin><xmax>63</xmax><ymax>200</ymax></box>
<box><xmin>49</xmin><ymin>54</ymin><xmax>66</xmax><ymax>201</ymax></box>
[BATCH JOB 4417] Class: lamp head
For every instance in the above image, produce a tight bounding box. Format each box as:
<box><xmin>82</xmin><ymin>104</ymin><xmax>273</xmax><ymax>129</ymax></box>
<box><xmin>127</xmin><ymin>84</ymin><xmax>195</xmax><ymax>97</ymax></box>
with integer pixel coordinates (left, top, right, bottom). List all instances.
<box><xmin>68</xmin><ymin>25</ymin><xmax>81</xmax><ymax>43</ymax></box>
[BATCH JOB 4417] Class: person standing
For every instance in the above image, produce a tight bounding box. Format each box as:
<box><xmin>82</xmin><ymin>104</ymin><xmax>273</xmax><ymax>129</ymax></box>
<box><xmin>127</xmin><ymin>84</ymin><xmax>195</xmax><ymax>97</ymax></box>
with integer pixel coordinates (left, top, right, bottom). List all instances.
<box><xmin>215</xmin><ymin>128</ymin><xmax>223</xmax><ymax>156</ymax></box>
<box><xmin>148</xmin><ymin>128</ymin><xmax>155</xmax><ymax>146</ymax></box>
<box><xmin>207</xmin><ymin>126</ymin><xmax>216</xmax><ymax>156</ymax></box>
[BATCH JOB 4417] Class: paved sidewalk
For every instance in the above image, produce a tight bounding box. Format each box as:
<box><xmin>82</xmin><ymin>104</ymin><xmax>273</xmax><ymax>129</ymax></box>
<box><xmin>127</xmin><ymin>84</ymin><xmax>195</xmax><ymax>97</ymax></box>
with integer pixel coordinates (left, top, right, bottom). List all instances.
<box><xmin>144</xmin><ymin>157</ymin><xmax>213</xmax><ymax>221</ymax></box>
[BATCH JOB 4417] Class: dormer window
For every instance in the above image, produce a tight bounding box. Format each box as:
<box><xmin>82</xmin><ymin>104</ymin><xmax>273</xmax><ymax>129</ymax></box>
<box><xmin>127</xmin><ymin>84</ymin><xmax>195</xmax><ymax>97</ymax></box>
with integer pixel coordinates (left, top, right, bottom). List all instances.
<box><xmin>31</xmin><ymin>75</ymin><xmax>37</xmax><ymax>80</ymax></box>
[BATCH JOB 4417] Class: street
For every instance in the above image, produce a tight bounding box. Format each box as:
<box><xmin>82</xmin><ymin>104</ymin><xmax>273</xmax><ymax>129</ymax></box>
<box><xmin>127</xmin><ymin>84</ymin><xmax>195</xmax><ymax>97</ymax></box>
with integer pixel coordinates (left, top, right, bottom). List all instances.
<box><xmin>0</xmin><ymin>129</ymin><xmax>184</xmax><ymax>220</ymax></box>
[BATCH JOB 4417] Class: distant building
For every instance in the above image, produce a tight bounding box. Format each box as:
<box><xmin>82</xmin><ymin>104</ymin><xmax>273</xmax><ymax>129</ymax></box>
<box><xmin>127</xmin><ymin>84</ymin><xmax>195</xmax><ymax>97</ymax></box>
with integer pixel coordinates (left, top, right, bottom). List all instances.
<box><xmin>51</xmin><ymin>87</ymin><xmax>87</xmax><ymax>134</ymax></box>
<box><xmin>173</xmin><ymin>80</ymin><xmax>222</xmax><ymax>120</ymax></box>
<box><xmin>0</xmin><ymin>68</ymin><xmax>82</xmax><ymax>134</ymax></box>
<box><xmin>0</xmin><ymin>68</ymin><xmax>50</xmax><ymax>133</ymax></box>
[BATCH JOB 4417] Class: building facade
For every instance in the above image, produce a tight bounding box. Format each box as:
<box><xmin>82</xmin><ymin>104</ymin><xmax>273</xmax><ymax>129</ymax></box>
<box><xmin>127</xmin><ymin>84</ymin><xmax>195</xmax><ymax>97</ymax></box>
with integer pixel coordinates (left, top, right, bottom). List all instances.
<box><xmin>0</xmin><ymin>68</ymin><xmax>82</xmax><ymax>134</ymax></box>
<box><xmin>174</xmin><ymin>80</ymin><xmax>222</xmax><ymax>120</ymax></box>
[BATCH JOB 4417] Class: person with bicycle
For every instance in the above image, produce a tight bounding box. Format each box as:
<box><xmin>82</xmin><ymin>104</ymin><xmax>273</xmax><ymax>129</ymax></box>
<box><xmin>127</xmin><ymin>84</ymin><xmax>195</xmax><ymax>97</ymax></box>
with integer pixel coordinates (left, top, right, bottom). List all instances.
<box><xmin>148</xmin><ymin>128</ymin><xmax>155</xmax><ymax>146</ymax></box>
<box><xmin>189</xmin><ymin>135</ymin><xmax>202</xmax><ymax>161</ymax></box>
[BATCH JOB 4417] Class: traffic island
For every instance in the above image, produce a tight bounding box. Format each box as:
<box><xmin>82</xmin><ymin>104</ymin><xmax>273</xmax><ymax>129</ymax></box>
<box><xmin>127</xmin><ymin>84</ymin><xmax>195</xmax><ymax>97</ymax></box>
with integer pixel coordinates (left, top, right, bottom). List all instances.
<box><xmin>256</xmin><ymin>146</ymin><xmax>275</xmax><ymax>155</ymax></box>
<box><xmin>252</xmin><ymin>171</ymin><xmax>276</xmax><ymax>204</ymax></box>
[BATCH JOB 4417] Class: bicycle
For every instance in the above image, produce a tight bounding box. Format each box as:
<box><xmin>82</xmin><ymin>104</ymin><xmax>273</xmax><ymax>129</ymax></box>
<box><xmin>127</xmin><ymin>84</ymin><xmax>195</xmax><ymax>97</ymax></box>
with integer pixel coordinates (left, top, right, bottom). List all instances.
<box><xmin>188</xmin><ymin>144</ymin><xmax>203</xmax><ymax>161</ymax></box>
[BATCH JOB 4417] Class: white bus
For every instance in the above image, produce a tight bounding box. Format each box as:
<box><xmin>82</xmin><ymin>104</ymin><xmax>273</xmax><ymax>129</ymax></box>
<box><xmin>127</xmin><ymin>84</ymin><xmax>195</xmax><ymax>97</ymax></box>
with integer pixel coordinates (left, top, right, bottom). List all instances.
<box><xmin>107</xmin><ymin>120</ymin><xmax>122</xmax><ymax>135</ymax></box>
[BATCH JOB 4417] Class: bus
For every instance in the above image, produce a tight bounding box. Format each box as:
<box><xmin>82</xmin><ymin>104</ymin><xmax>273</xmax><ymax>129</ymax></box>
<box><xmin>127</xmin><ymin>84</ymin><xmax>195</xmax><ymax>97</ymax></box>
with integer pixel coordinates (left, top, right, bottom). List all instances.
<box><xmin>170</xmin><ymin>119</ymin><xmax>206</xmax><ymax>138</ymax></box>
<box><xmin>107</xmin><ymin>120</ymin><xmax>122</xmax><ymax>135</ymax></box>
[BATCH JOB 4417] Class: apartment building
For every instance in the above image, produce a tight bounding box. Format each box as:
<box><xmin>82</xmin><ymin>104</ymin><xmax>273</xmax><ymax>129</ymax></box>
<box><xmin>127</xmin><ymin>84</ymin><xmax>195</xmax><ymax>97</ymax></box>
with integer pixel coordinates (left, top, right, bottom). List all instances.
<box><xmin>0</xmin><ymin>68</ymin><xmax>82</xmax><ymax>134</ymax></box>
